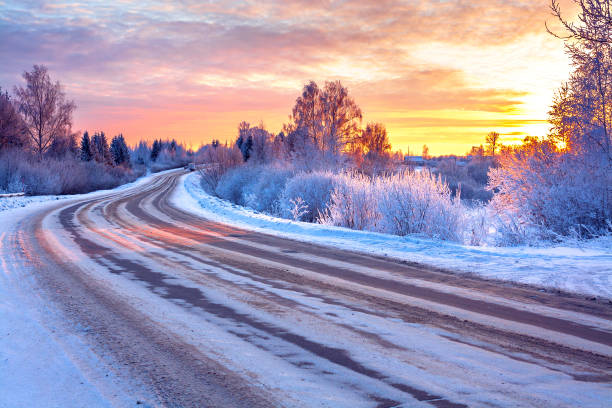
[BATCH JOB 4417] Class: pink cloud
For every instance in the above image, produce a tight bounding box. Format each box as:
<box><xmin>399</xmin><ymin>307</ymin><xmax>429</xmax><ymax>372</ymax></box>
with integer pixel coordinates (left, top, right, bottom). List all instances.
<box><xmin>0</xmin><ymin>0</ymin><xmax>571</xmax><ymax>154</ymax></box>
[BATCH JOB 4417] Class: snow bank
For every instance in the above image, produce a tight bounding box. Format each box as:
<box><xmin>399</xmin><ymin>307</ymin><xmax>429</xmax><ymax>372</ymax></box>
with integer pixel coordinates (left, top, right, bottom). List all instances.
<box><xmin>0</xmin><ymin>194</ymin><xmax>67</xmax><ymax>212</ymax></box>
<box><xmin>0</xmin><ymin>168</ymin><xmax>179</xmax><ymax>407</ymax></box>
<box><xmin>173</xmin><ymin>172</ymin><xmax>612</xmax><ymax>299</ymax></box>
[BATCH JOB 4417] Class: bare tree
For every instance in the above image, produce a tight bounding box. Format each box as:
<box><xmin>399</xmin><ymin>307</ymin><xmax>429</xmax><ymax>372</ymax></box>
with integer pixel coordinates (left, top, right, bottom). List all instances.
<box><xmin>288</xmin><ymin>80</ymin><xmax>362</xmax><ymax>157</ymax></box>
<box><xmin>358</xmin><ymin>122</ymin><xmax>391</xmax><ymax>156</ymax></box>
<box><xmin>0</xmin><ymin>87</ymin><xmax>25</xmax><ymax>150</ymax></box>
<box><xmin>486</xmin><ymin>131</ymin><xmax>500</xmax><ymax>156</ymax></box>
<box><xmin>547</xmin><ymin>0</ymin><xmax>611</xmax><ymax>221</ymax></box>
<box><xmin>547</xmin><ymin>0</ymin><xmax>611</xmax><ymax>44</ymax></box>
<box><xmin>290</xmin><ymin>81</ymin><xmax>324</xmax><ymax>150</ymax></box>
<box><xmin>422</xmin><ymin>144</ymin><xmax>430</xmax><ymax>160</ymax></box>
<box><xmin>320</xmin><ymin>80</ymin><xmax>362</xmax><ymax>155</ymax></box>
<box><xmin>13</xmin><ymin>65</ymin><xmax>75</xmax><ymax>159</ymax></box>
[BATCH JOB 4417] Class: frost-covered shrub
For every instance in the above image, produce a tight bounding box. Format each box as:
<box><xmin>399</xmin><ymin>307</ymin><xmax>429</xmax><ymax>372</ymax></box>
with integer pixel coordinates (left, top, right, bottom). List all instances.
<box><xmin>215</xmin><ymin>165</ymin><xmax>259</xmax><ymax>205</ymax></box>
<box><xmin>14</xmin><ymin>162</ymin><xmax>62</xmax><ymax>195</ymax></box>
<box><xmin>286</xmin><ymin>197</ymin><xmax>309</xmax><ymax>221</ymax></box>
<box><xmin>242</xmin><ymin>166</ymin><xmax>294</xmax><ymax>213</ymax></box>
<box><xmin>215</xmin><ymin>164</ymin><xmax>293</xmax><ymax>212</ymax></box>
<box><xmin>0</xmin><ymin>150</ymin><xmax>140</xmax><ymax>195</ymax></box>
<box><xmin>279</xmin><ymin>171</ymin><xmax>336</xmax><ymax>222</ymax></box>
<box><xmin>320</xmin><ymin>172</ymin><xmax>380</xmax><ymax>231</ymax></box>
<box><xmin>463</xmin><ymin>203</ymin><xmax>491</xmax><ymax>246</ymax></box>
<box><xmin>488</xmin><ymin>141</ymin><xmax>611</xmax><ymax>244</ymax></box>
<box><xmin>321</xmin><ymin>170</ymin><xmax>466</xmax><ymax>241</ymax></box>
<box><xmin>0</xmin><ymin>149</ymin><xmax>23</xmax><ymax>192</ymax></box>
<box><xmin>197</xmin><ymin>144</ymin><xmax>242</xmax><ymax>192</ymax></box>
<box><xmin>7</xmin><ymin>175</ymin><xmax>25</xmax><ymax>193</ymax></box>
<box><xmin>375</xmin><ymin>171</ymin><xmax>464</xmax><ymax>241</ymax></box>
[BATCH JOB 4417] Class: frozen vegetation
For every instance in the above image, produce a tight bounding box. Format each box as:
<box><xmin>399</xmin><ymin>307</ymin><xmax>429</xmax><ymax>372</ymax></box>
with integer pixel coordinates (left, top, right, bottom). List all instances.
<box><xmin>194</xmin><ymin>15</ymin><xmax>611</xmax><ymax>248</ymax></box>
<box><xmin>177</xmin><ymin>171</ymin><xmax>612</xmax><ymax>299</ymax></box>
<box><xmin>213</xmin><ymin>165</ymin><xmax>468</xmax><ymax>242</ymax></box>
<box><xmin>0</xmin><ymin>66</ymin><xmax>191</xmax><ymax>196</ymax></box>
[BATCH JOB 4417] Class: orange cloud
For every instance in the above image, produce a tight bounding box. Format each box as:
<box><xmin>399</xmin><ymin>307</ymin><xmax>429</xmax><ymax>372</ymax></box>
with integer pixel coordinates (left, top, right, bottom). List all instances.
<box><xmin>0</xmin><ymin>0</ymin><xmax>576</xmax><ymax>155</ymax></box>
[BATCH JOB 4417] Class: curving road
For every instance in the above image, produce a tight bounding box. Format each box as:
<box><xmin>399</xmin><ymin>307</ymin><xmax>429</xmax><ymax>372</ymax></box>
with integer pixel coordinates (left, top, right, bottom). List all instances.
<box><xmin>3</xmin><ymin>169</ymin><xmax>612</xmax><ymax>407</ymax></box>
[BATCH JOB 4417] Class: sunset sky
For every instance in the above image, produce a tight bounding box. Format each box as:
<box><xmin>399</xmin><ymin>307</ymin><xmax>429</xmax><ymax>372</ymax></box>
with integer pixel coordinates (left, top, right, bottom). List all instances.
<box><xmin>0</xmin><ymin>0</ymin><xmax>577</xmax><ymax>155</ymax></box>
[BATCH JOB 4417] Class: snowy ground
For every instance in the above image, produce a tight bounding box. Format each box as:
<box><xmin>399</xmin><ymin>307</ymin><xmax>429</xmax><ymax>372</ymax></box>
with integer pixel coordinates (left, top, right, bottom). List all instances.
<box><xmin>0</xmin><ymin>169</ymin><xmax>177</xmax><ymax>408</ymax></box>
<box><xmin>2</xmin><ymin>169</ymin><xmax>610</xmax><ymax>407</ymax></box>
<box><xmin>173</xmin><ymin>172</ymin><xmax>612</xmax><ymax>299</ymax></box>
<box><xmin>0</xmin><ymin>193</ymin><xmax>66</xmax><ymax>212</ymax></box>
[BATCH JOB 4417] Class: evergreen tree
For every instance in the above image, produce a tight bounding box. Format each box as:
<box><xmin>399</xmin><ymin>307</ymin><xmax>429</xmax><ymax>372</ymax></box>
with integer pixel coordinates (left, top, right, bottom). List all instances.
<box><xmin>242</xmin><ymin>135</ymin><xmax>253</xmax><ymax>161</ymax></box>
<box><xmin>151</xmin><ymin>139</ymin><xmax>161</xmax><ymax>161</ymax></box>
<box><xmin>235</xmin><ymin>122</ymin><xmax>254</xmax><ymax>161</ymax></box>
<box><xmin>80</xmin><ymin>131</ymin><xmax>93</xmax><ymax>161</ymax></box>
<box><xmin>92</xmin><ymin>131</ymin><xmax>111</xmax><ymax>164</ymax></box>
<box><xmin>110</xmin><ymin>134</ymin><xmax>130</xmax><ymax>166</ymax></box>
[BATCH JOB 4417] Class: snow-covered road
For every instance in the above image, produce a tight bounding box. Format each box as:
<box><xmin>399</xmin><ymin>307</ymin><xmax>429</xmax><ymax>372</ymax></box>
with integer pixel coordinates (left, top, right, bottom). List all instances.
<box><xmin>2</xmin><ymin>169</ymin><xmax>611</xmax><ymax>407</ymax></box>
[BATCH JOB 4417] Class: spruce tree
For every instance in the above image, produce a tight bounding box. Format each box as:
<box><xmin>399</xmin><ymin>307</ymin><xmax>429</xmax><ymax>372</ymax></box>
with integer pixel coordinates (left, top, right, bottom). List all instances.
<box><xmin>241</xmin><ymin>135</ymin><xmax>253</xmax><ymax>161</ymax></box>
<box><xmin>92</xmin><ymin>131</ymin><xmax>111</xmax><ymax>164</ymax></box>
<box><xmin>110</xmin><ymin>134</ymin><xmax>131</xmax><ymax>166</ymax></box>
<box><xmin>80</xmin><ymin>131</ymin><xmax>92</xmax><ymax>161</ymax></box>
<box><xmin>151</xmin><ymin>139</ymin><xmax>161</xmax><ymax>162</ymax></box>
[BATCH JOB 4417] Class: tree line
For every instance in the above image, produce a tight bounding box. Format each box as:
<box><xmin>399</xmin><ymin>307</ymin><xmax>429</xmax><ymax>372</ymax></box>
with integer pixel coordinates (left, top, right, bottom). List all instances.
<box><xmin>199</xmin><ymin>0</ymin><xmax>611</xmax><ymax>245</ymax></box>
<box><xmin>0</xmin><ymin>65</ymin><xmax>190</xmax><ymax>195</ymax></box>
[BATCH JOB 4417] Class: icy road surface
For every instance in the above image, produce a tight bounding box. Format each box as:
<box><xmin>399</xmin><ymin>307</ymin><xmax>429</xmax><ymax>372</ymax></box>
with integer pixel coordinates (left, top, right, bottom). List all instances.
<box><xmin>1</xmin><ymin>169</ymin><xmax>611</xmax><ymax>407</ymax></box>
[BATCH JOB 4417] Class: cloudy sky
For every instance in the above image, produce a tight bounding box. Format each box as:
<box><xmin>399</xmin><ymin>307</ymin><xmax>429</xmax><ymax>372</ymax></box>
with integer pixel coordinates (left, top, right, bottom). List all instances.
<box><xmin>0</xmin><ymin>0</ymin><xmax>576</xmax><ymax>154</ymax></box>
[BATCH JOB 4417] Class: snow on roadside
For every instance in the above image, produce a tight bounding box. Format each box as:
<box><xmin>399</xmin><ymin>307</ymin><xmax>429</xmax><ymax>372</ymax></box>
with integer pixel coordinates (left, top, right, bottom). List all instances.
<box><xmin>0</xmin><ymin>169</ymin><xmax>179</xmax><ymax>407</ymax></box>
<box><xmin>173</xmin><ymin>172</ymin><xmax>612</xmax><ymax>299</ymax></box>
<box><xmin>0</xmin><ymin>193</ymin><xmax>66</xmax><ymax>212</ymax></box>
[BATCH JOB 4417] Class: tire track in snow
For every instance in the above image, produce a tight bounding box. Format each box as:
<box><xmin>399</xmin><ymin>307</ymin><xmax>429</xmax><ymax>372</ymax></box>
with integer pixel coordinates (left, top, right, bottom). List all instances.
<box><xmin>16</xmin><ymin>169</ymin><xmax>612</xmax><ymax>407</ymax></box>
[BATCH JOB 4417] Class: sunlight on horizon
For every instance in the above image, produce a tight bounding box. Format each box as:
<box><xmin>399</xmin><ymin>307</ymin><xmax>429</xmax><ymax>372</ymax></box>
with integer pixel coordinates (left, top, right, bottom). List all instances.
<box><xmin>0</xmin><ymin>0</ymin><xmax>578</xmax><ymax>155</ymax></box>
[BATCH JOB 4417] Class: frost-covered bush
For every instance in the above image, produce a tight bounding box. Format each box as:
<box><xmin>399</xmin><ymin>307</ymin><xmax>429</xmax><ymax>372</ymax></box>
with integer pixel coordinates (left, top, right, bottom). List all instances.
<box><xmin>216</xmin><ymin>165</ymin><xmax>468</xmax><ymax>242</ymax></box>
<box><xmin>321</xmin><ymin>170</ymin><xmax>465</xmax><ymax>241</ymax></box>
<box><xmin>0</xmin><ymin>149</ymin><xmax>24</xmax><ymax>192</ymax></box>
<box><xmin>320</xmin><ymin>172</ymin><xmax>380</xmax><ymax>231</ymax></box>
<box><xmin>488</xmin><ymin>140</ymin><xmax>611</xmax><ymax>244</ymax></box>
<box><xmin>375</xmin><ymin>171</ymin><xmax>464</xmax><ymax>241</ymax></box>
<box><xmin>215</xmin><ymin>164</ymin><xmax>293</xmax><ymax>212</ymax></box>
<box><xmin>242</xmin><ymin>166</ymin><xmax>294</xmax><ymax>213</ymax></box>
<box><xmin>16</xmin><ymin>162</ymin><xmax>62</xmax><ymax>195</ymax></box>
<box><xmin>215</xmin><ymin>165</ymin><xmax>258</xmax><ymax>205</ymax></box>
<box><xmin>197</xmin><ymin>144</ymin><xmax>242</xmax><ymax>192</ymax></box>
<box><xmin>279</xmin><ymin>171</ymin><xmax>336</xmax><ymax>222</ymax></box>
<box><xmin>0</xmin><ymin>149</ymin><xmax>140</xmax><ymax>195</ymax></box>
<box><xmin>463</xmin><ymin>203</ymin><xmax>491</xmax><ymax>246</ymax></box>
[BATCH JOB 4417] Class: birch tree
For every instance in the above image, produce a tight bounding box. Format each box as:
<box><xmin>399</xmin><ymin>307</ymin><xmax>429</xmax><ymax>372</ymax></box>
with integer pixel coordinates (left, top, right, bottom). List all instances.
<box><xmin>14</xmin><ymin>65</ymin><xmax>75</xmax><ymax>159</ymax></box>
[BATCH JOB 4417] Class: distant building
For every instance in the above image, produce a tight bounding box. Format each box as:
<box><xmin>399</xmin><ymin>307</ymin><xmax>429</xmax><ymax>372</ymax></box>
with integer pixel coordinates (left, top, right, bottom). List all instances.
<box><xmin>404</xmin><ymin>155</ymin><xmax>425</xmax><ymax>166</ymax></box>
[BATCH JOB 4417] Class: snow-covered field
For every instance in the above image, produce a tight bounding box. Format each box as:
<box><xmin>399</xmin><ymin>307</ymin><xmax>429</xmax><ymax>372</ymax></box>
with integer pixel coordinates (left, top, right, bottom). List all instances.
<box><xmin>0</xmin><ymin>193</ymin><xmax>66</xmax><ymax>212</ymax></box>
<box><xmin>0</xmin><ymin>170</ymin><xmax>176</xmax><ymax>407</ymax></box>
<box><xmin>173</xmin><ymin>172</ymin><xmax>612</xmax><ymax>299</ymax></box>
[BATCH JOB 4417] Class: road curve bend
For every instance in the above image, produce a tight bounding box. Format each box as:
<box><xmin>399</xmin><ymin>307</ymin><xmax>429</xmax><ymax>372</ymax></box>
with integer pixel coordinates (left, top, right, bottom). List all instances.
<box><xmin>3</xmin><ymin>170</ymin><xmax>612</xmax><ymax>407</ymax></box>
